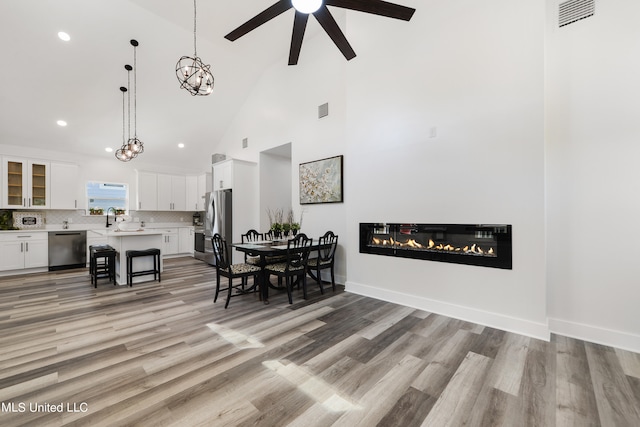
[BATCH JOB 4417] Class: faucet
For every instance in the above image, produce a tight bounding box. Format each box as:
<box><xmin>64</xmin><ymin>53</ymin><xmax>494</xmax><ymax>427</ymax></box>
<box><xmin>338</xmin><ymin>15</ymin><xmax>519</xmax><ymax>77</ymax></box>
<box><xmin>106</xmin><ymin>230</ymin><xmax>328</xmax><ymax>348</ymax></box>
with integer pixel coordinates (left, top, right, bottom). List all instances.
<box><xmin>106</xmin><ymin>207</ymin><xmax>117</xmax><ymax>228</ymax></box>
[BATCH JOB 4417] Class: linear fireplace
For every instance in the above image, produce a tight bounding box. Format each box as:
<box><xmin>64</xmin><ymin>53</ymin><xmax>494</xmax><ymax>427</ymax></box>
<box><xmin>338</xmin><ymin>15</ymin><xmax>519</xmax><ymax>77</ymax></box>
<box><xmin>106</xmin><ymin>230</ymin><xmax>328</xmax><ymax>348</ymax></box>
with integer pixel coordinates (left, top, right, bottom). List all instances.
<box><xmin>360</xmin><ymin>223</ymin><xmax>512</xmax><ymax>269</ymax></box>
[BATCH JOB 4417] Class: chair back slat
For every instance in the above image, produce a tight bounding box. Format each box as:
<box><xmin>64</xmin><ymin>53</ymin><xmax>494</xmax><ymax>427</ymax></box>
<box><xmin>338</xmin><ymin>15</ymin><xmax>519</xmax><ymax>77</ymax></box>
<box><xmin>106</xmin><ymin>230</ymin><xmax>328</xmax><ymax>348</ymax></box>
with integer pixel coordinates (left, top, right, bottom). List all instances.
<box><xmin>212</xmin><ymin>233</ymin><xmax>231</xmax><ymax>269</ymax></box>
<box><xmin>241</xmin><ymin>229</ymin><xmax>263</xmax><ymax>243</ymax></box>
<box><xmin>318</xmin><ymin>231</ymin><xmax>338</xmax><ymax>263</ymax></box>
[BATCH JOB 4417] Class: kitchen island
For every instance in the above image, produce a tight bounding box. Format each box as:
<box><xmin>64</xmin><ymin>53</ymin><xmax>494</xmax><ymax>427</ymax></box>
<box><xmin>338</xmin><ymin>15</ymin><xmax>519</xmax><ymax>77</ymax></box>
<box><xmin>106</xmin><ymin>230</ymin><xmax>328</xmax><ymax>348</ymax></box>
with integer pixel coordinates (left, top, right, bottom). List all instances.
<box><xmin>92</xmin><ymin>229</ymin><xmax>163</xmax><ymax>285</ymax></box>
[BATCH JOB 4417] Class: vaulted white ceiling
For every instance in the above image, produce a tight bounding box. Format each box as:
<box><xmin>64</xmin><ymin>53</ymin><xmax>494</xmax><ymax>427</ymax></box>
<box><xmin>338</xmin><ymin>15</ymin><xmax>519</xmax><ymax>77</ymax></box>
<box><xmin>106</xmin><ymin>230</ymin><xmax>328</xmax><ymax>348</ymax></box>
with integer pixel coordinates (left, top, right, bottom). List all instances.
<box><xmin>0</xmin><ymin>0</ymin><xmax>331</xmax><ymax>171</ymax></box>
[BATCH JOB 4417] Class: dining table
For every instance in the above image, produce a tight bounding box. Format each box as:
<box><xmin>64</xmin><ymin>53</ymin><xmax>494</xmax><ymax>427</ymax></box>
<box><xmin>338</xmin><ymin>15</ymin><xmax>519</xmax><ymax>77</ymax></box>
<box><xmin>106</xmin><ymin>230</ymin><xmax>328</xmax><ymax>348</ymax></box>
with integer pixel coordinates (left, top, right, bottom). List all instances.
<box><xmin>233</xmin><ymin>239</ymin><xmax>322</xmax><ymax>304</ymax></box>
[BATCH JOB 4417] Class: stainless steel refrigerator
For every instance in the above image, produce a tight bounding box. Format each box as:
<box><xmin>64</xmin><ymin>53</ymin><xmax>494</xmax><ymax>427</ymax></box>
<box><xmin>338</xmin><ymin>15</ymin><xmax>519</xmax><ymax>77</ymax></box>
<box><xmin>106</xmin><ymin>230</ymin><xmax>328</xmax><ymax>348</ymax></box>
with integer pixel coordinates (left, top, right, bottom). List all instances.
<box><xmin>200</xmin><ymin>190</ymin><xmax>232</xmax><ymax>265</ymax></box>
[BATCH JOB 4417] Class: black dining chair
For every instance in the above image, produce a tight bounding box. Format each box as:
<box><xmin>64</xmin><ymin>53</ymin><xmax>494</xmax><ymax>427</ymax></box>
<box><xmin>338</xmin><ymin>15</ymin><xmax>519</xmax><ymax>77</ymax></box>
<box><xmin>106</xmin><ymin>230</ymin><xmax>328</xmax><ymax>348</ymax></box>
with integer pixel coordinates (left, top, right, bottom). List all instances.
<box><xmin>307</xmin><ymin>231</ymin><xmax>338</xmax><ymax>292</ymax></box>
<box><xmin>264</xmin><ymin>233</ymin><xmax>313</xmax><ymax>304</ymax></box>
<box><xmin>211</xmin><ymin>233</ymin><xmax>262</xmax><ymax>309</ymax></box>
<box><xmin>241</xmin><ymin>229</ymin><xmax>264</xmax><ymax>265</ymax></box>
<box><xmin>240</xmin><ymin>229</ymin><xmax>264</xmax><ymax>290</ymax></box>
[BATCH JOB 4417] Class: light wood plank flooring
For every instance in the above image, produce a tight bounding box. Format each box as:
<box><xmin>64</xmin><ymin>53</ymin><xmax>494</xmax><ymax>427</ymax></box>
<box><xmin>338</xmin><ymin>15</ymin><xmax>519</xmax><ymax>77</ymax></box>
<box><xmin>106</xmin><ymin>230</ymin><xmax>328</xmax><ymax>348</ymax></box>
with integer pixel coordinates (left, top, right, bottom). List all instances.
<box><xmin>1</xmin><ymin>257</ymin><xmax>639</xmax><ymax>426</ymax></box>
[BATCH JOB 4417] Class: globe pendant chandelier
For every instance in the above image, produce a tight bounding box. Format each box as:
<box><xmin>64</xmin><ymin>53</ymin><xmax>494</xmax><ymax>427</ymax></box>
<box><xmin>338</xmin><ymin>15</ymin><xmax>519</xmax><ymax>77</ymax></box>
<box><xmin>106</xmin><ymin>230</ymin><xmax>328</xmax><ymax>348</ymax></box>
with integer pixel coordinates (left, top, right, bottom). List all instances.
<box><xmin>176</xmin><ymin>0</ymin><xmax>214</xmax><ymax>96</ymax></box>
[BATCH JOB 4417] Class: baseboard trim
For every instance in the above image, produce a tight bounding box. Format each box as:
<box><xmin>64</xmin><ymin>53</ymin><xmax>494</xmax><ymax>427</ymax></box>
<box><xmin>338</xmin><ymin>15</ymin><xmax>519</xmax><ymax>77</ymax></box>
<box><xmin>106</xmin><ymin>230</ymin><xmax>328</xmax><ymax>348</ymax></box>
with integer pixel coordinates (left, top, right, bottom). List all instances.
<box><xmin>549</xmin><ymin>318</ymin><xmax>640</xmax><ymax>354</ymax></box>
<box><xmin>345</xmin><ymin>281</ymin><xmax>550</xmax><ymax>341</ymax></box>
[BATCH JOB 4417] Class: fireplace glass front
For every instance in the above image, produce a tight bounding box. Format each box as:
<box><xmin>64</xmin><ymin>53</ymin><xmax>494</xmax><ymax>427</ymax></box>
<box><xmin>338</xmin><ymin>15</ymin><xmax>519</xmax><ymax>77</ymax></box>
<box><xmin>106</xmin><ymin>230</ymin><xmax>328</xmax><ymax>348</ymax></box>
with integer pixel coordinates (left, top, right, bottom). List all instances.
<box><xmin>360</xmin><ymin>223</ymin><xmax>512</xmax><ymax>269</ymax></box>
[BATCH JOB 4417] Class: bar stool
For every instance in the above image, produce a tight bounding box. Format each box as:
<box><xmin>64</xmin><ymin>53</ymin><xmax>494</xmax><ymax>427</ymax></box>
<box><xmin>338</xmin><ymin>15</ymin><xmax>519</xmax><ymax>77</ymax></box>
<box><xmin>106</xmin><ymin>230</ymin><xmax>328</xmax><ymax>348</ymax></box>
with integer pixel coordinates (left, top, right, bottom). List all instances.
<box><xmin>126</xmin><ymin>248</ymin><xmax>161</xmax><ymax>287</ymax></box>
<box><xmin>89</xmin><ymin>244</ymin><xmax>116</xmax><ymax>287</ymax></box>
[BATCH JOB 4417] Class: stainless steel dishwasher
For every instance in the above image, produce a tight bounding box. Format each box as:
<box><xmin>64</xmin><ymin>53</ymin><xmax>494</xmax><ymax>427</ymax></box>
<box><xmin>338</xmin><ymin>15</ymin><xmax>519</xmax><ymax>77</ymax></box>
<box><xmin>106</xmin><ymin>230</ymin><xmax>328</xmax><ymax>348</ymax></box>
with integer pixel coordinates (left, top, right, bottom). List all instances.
<box><xmin>48</xmin><ymin>230</ymin><xmax>87</xmax><ymax>271</ymax></box>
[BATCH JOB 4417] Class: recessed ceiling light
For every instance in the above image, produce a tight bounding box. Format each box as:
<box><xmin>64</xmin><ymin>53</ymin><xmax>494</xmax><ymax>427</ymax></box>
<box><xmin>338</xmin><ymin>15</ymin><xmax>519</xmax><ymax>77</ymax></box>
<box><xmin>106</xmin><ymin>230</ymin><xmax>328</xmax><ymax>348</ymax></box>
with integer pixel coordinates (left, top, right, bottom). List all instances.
<box><xmin>105</xmin><ymin>147</ymin><xmax>113</xmax><ymax>153</ymax></box>
<box><xmin>178</xmin><ymin>143</ymin><xmax>185</xmax><ymax>148</ymax></box>
<box><xmin>56</xmin><ymin>120</ymin><xmax>67</xmax><ymax>127</ymax></box>
<box><xmin>58</xmin><ymin>32</ymin><xmax>71</xmax><ymax>42</ymax></box>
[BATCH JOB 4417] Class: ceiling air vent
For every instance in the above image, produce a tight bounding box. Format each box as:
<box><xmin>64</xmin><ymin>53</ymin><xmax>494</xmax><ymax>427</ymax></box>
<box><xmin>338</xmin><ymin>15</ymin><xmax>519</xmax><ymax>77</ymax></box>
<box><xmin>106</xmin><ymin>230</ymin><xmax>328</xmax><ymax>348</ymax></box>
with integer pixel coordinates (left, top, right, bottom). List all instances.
<box><xmin>559</xmin><ymin>0</ymin><xmax>594</xmax><ymax>27</ymax></box>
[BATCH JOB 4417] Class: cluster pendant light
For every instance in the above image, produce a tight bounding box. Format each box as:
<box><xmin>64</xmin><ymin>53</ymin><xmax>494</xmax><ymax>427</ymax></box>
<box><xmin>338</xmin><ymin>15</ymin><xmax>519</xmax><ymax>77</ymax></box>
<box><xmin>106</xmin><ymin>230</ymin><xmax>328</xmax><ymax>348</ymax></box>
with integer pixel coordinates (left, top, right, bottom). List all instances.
<box><xmin>176</xmin><ymin>0</ymin><xmax>214</xmax><ymax>96</ymax></box>
<box><xmin>116</xmin><ymin>40</ymin><xmax>144</xmax><ymax>162</ymax></box>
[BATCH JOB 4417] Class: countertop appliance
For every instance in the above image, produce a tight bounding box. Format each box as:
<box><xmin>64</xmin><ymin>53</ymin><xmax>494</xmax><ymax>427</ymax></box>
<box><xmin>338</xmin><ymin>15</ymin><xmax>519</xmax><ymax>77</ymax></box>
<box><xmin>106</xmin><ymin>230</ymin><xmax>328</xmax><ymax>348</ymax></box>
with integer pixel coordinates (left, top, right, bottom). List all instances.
<box><xmin>48</xmin><ymin>230</ymin><xmax>87</xmax><ymax>271</ymax></box>
<box><xmin>194</xmin><ymin>190</ymin><xmax>232</xmax><ymax>265</ymax></box>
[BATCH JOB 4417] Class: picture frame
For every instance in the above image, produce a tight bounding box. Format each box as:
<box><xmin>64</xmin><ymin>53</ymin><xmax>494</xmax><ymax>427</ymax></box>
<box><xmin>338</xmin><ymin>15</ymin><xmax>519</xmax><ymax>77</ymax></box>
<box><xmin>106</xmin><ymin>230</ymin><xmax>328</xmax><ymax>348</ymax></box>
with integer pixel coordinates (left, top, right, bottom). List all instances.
<box><xmin>299</xmin><ymin>155</ymin><xmax>343</xmax><ymax>205</ymax></box>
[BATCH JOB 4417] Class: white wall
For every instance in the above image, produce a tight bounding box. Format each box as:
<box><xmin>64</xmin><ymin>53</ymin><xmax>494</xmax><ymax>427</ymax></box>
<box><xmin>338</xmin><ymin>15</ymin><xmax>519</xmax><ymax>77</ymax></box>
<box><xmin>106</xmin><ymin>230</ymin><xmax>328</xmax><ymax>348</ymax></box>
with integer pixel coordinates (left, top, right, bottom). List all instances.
<box><xmin>546</xmin><ymin>0</ymin><xmax>640</xmax><ymax>351</ymax></box>
<box><xmin>214</xmin><ymin>0</ymin><xmax>548</xmax><ymax>338</ymax></box>
<box><xmin>343</xmin><ymin>0</ymin><xmax>548</xmax><ymax>339</ymax></box>
<box><xmin>216</xmin><ymin>23</ymin><xmax>349</xmax><ymax>284</ymax></box>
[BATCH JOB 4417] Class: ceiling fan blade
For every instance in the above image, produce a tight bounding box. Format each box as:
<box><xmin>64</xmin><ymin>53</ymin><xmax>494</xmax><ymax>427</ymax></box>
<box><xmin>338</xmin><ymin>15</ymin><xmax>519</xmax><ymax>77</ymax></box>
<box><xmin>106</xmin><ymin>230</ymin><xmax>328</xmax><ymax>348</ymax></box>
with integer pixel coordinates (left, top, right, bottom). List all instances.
<box><xmin>326</xmin><ymin>0</ymin><xmax>416</xmax><ymax>21</ymax></box>
<box><xmin>225</xmin><ymin>0</ymin><xmax>292</xmax><ymax>41</ymax></box>
<box><xmin>289</xmin><ymin>12</ymin><xmax>310</xmax><ymax>65</ymax></box>
<box><xmin>313</xmin><ymin>6</ymin><xmax>356</xmax><ymax>61</ymax></box>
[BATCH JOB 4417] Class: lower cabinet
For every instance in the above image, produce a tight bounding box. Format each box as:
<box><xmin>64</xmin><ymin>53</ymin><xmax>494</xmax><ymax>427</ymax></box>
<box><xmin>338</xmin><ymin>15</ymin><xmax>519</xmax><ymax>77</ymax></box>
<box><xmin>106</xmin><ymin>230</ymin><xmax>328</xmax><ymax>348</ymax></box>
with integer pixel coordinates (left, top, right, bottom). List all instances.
<box><xmin>179</xmin><ymin>227</ymin><xmax>194</xmax><ymax>255</ymax></box>
<box><xmin>162</xmin><ymin>229</ymin><xmax>179</xmax><ymax>256</ymax></box>
<box><xmin>0</xmin><ymin>232</ymin><xmax>48</xmax><ymax>271</ymax></box>
<box><xmin>160</xmin><ymin>227</ymin><xmax>194</xmax><ymax>257</ymax></box>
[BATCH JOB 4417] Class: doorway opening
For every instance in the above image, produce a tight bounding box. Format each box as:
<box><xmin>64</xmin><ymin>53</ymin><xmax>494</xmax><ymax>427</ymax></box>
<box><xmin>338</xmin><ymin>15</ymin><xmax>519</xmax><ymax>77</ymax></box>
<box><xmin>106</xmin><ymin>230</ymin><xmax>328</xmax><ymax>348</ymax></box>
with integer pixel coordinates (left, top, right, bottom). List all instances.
<box><xmin>259</xmin><ymin>143</ymin><xmax>292</xmax><ymax>231</ymax></box>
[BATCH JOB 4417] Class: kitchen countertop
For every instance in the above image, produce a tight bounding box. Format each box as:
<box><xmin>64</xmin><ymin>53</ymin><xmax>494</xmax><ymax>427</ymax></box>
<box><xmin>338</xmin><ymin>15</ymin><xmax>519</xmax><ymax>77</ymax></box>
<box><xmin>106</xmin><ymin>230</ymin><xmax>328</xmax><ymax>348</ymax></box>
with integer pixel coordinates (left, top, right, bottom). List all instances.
<box><xmin>0</xmin><ymin>223</ymin><xmax>195</xmax><ymax>233</ymax></box>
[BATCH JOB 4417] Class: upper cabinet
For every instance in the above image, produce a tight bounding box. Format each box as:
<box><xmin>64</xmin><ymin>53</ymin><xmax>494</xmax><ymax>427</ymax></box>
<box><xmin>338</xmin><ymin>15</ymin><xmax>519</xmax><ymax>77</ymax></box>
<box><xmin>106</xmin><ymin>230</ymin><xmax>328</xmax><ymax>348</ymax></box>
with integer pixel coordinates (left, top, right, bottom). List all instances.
<box><xmin>213</xmin><ymin>161</ymin><xmax>233</xmax><ymax>191</ymax></box>
<box><xmin>2</xmin><ymin>157</ymin><xmax>50</xmax><ymax>209</ymax></box>
<box><xmin>189</xmin><ymin>172</ymin><xmax>211</xmax><ymax>211</ymax></box>
<box><xmin>136</xmin><ymin>171</ymin><xmax>158</xmax><ymax>211</ymax></box>
<box><xmin>50</xmin><ymin>162</ymin><xmax>80</xmax><ymax>210</ymax></box>
<box><xmin>185</xmin><ymin>176</ymin><xmax>199</xmax><ymax>211</ymax></box>
<box><xmin>157</xmin><ymin>174</ymin><xmax>186</xmax><ymax>211</ymax></box>
<box><xmin>137</xmin><ymin>171</ymin><xmax>207</xmax><ymax>212</ymax></box>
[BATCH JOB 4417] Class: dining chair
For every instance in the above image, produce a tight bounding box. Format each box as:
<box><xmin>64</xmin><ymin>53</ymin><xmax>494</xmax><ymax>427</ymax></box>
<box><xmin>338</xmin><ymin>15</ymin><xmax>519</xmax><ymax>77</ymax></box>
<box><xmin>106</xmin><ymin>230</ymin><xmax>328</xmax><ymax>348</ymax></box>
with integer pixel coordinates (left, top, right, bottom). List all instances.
<box><xmin>241</xmin><ymin>229</ymin><xmax>264</xmax><ymax>265</ymax></box>
<box><xmin>264</xmin><ymin>233</ymin><xmax>313</xmax><ymax>304</ymax></box>
<box><xmin>211</xmin><ymin>233</ymin><xmax>262</xmax><ymax>309</ymax></box>
<box><xmin>307</xmin><ymin>231</ymin><xmax>338</xmax><ymax>292</ymax></box>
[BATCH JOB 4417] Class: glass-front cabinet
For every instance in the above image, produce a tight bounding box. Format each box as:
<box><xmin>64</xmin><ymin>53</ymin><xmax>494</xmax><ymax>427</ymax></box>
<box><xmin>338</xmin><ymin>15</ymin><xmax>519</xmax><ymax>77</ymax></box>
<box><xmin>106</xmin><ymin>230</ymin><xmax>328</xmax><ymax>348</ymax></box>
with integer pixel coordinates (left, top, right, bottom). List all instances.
<box><xmin>2</xmin><ymin>157</ymin><xmax>50</xmax><ymax>209</ymax></box>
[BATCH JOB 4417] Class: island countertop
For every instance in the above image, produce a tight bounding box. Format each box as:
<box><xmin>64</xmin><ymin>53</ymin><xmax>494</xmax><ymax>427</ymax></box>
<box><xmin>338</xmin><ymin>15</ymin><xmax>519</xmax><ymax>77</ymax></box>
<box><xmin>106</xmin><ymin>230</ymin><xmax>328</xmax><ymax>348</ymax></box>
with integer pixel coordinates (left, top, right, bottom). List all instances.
<box><xmin>91</xmin><ymin>229</ymin><xmax>165</xmax><ymax>237</ymax></box>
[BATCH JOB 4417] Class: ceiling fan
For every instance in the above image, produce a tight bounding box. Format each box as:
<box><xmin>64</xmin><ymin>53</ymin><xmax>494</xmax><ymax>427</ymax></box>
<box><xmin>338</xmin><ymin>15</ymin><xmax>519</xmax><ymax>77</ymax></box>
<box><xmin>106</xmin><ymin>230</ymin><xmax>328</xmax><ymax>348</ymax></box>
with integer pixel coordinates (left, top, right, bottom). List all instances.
<box><xmin>225</xmin><ymin>0</ymin><xmax>416</xmax><ymax>65</ymax></box>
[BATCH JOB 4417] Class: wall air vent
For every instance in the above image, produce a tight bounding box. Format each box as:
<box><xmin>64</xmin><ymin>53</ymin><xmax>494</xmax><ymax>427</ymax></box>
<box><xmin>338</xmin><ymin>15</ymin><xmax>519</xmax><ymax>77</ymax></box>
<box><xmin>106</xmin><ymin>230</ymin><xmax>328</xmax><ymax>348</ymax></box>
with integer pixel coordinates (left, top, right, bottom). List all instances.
<box><xmin>318</xmin><ymin>103</ymin><xmax>329</xmax><ymax>119</ymax></box>
<box><xmin>559</xmin><ymin>0</ymin><xmax>594</xmax><ymax>27</ymax></box>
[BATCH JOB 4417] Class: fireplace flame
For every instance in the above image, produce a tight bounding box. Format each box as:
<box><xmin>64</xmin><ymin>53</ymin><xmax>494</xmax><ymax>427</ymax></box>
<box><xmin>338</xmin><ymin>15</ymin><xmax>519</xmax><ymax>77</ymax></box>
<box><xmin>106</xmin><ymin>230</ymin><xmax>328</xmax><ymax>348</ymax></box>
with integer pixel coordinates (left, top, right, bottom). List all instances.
<box><xmin>370</xmin><ymin>237</ymin><xmax>496</xmax><ymax>257</ymax></box>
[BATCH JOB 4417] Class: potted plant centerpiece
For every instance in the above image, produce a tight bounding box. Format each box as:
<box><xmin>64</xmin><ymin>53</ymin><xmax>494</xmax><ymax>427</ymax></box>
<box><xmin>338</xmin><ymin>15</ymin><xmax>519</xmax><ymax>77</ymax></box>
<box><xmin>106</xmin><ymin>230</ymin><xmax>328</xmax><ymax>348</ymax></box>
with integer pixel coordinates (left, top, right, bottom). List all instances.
<box><xmin>286</xmin><ymin>209</ymin><xmax>303</xmax><ymax>237</ymax></box>
<box><xmin>267</xmin><ymin>208</ymin><xmax>285</xmax><ymax>239</ymax></box>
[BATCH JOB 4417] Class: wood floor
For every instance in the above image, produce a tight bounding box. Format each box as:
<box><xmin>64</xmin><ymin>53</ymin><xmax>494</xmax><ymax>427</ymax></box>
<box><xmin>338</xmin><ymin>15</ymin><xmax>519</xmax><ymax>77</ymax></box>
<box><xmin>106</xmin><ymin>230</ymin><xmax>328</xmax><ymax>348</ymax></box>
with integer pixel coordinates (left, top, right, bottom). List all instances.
<box><xmin>1</xmin><ymin>258</ymin><xmax>639</xmax><ymax>427</ymax></box>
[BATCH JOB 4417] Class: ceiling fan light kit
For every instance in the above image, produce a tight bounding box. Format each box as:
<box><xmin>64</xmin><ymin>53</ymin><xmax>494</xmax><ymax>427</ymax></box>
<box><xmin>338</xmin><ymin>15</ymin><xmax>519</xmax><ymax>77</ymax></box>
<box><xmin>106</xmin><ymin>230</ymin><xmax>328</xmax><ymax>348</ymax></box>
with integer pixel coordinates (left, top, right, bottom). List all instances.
<box><xmin>292</xmin><ymin>0</ymin><xmax>323</xmax><ymax>14</ymax></box>
<box><xmin>176</xmin><ymin>0</ymin><xmax>214</xmax><ymax>96</ymax></box>
<box><xmin>225</xmin><ymin>0</ymin><xmax>416</xmax><ymax>65</ymax></box>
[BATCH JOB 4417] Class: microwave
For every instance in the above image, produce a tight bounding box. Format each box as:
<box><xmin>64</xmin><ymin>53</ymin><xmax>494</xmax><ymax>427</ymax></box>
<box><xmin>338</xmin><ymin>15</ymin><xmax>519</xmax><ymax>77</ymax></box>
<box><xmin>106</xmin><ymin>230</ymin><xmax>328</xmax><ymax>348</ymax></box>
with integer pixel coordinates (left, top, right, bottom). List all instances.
<box><xmin>13</xmin><ymin>212</ymin><xmax>44</xmax><ymax>229</ymax></box>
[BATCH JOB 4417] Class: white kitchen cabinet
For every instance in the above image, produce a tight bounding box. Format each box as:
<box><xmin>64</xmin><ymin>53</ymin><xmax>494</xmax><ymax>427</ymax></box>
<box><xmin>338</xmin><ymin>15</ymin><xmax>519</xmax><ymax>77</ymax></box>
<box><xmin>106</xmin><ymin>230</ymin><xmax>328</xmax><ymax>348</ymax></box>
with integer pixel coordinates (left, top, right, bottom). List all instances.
<box><xmin>136</xmin><ymin>171</ymin><xmax>158</xmax><ymax>211</ymax></box>
<box><xmin>2</xmin><ymin>157</ymin><xmax>50</xmax><ymax>209</ymax></box>
<box><xmin>198</xmin><ymin>172</ymin><xmax>211</xmax><ymax>210</ymax></box>
<box><xmin>213</xmin><ymin>160</ymin><xmax>233</xmax><ymax>191</ymax></box>
<box><xmin>179</xmin><ymin>227</ymin><xmax>194</xmax><ymax>254</ymax></box>
<box><xmin>50</xmin><ymin>162</ymin><xmax>80</xmax><ymax>209</ymax></box>
<box><xmin>161</xmin><ymin>228</ymin><xmax>179</xmax><ymax>256</ymax></box>
<box><xmin>185</xmin><ymin>176</ymin><xmax>199</xmax><ymax>211</ymax></box>
<box><xmin>157</xmin><ymin>174</ymin><xmax>186</xmax><ymax>211</ymax></box>
<box><xmin>0</xmin><ymin>232</ymin><xmax>48</xmax><ymax>271</ymax></box>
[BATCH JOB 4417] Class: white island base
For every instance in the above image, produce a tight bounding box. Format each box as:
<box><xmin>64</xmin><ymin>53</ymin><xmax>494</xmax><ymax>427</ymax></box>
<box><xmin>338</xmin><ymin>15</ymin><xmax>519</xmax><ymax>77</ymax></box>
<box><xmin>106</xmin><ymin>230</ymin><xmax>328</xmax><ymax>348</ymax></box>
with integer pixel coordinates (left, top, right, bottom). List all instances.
<box><xmin>94</xmin><ymin>230</ymin><xmax>164</xmax><ymax>286</ymax></box>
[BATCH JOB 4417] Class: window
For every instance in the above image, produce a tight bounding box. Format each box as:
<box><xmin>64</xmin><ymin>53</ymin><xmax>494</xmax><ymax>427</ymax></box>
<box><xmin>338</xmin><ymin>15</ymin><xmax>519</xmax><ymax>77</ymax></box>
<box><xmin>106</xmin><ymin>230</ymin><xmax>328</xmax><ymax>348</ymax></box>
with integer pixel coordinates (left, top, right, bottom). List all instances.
<box><xmin>86</xmin><ymin>182</ymin><xmax>128</xmax><ymax>214</ymax></box>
